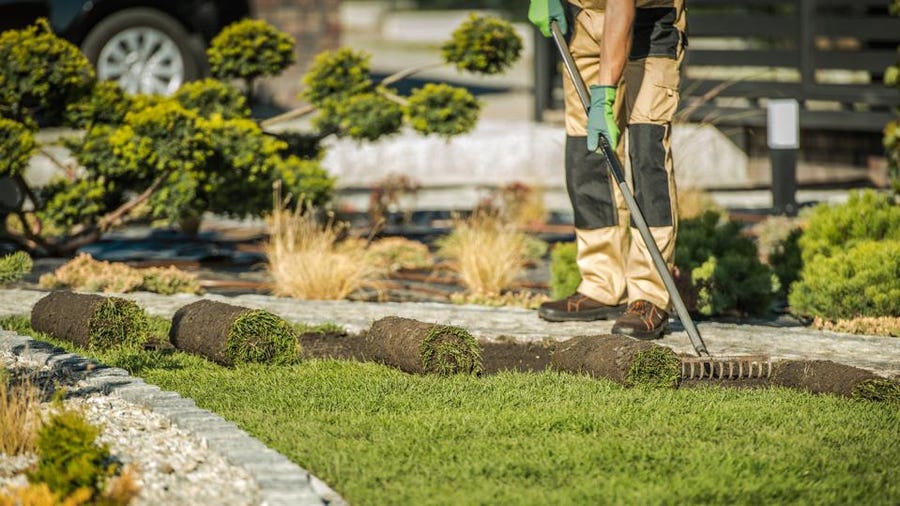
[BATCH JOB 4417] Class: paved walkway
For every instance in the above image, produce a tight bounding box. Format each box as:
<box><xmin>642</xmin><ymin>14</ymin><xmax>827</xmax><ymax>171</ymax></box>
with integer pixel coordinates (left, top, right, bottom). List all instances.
<box><xmin>3</xmin><ymin>289</ymin><xmax>898</xmax><ymax>378</ymax></box>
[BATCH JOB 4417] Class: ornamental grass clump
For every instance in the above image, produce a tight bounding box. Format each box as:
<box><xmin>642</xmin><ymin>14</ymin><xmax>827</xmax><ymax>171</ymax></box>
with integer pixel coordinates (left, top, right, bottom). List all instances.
<box><xmin>437</xmin><ymin>211</ymin><xmax>529</xmax><ymax>296</ymax></box>
<box><xmin>0</xmin><ymin>372</ymin><xmax>41</xmax><ymax>455</ymax></box>
<box><xmin>170</xmin><ymin>300</ymin><xmax>300</xmax><ymax>366</ymax></box>
<box><xmin>266</xmin><ymin>204</ymin><xmax>379</xmax><ymax>300</ymax></box>
<box><xmin>39</xmin><ymin>252</ymin><xmax>202</xmax><ymax>295</ymax></box>
<box><xmin>442</xmin><ymin>13</ymin><xmax>523</xmax><ymax>75</ymax></box>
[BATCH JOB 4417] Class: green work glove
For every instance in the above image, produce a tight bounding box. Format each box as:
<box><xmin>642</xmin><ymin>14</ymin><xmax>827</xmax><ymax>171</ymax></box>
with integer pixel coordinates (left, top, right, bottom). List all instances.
<box><xmin>528</xmin><ymin>0</ymin><xmax>568</xmax><ymax>38</ymax></box>
<box><xmin>586</xmin><ymin>85</ymin><xmax>619</xmax><ymax>151</ymax></box>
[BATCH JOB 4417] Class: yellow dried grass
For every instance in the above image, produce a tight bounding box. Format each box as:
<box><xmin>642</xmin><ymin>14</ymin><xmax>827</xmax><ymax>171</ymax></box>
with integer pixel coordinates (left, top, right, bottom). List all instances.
<box><xmin>0</xmin><ymin>372</ymin><xmax>42</xmax><ymax>455</ymax></box>
<box><xmin>439</xmin><ymin>212</ymin><xmax>529</xmax><ymax>296</ymax></box>
<box><xmin>266</xmin><ymin>206</ymin><xmax>380</xmax><ymax>300</ymax></box>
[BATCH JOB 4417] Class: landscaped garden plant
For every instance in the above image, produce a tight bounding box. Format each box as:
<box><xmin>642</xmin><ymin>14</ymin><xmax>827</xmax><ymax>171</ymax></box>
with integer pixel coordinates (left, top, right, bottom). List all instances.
<box><xmin>883</xmin><ymin>0</ymin><xmax>900</xmax><ymax>194</ymax></box>
<box><xmin>0</xmin><ymin>18</ymin><xmax>334</xmax><ymax>255</ymax></box>
<box><xmin>39</xmin><ymin>253</ymin><xmax>202</xmax><ymax>295</ymax></box>
<box><xmin>265</xmin><ymin>13</ymin><xmax>522</xmax><ymax>142</ymax></box>
<box><xmin>548</xmin><ymin>208</ymin><xmax>777</xmax><ymax>316</ymax></box>
<box><xmin>788</xmin><ymin>191</ymin><xmax>900</xmax><ymax>322</ymax></box>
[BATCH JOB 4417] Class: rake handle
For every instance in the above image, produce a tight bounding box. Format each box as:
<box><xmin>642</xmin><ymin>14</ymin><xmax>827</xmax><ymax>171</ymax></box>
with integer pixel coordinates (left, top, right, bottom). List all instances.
<box><xmin>549</xmin><ymin>21</ymin><xmax>709</xmax><ymax>357</ymax></box>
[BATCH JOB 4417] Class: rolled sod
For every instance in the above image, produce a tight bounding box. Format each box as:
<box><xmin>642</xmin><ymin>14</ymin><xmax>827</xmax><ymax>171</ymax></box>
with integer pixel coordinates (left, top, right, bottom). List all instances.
<box><xmin>365</xmin><ymin>316</ymin><xmax>482</xmax><ymax>375</ymax></box>
<box><xmin>772</xmin><ymin>360</ymin><xmax>900</xmax><ymax>402</ymax></box>
<box><xmin>551</xmin><ymin>334</ymin><xmax>681</xmax><ymax>388</ymax></box>
<box><xmin>31</xmin><ymin>291</ymin><xmax>148</xmax><ymax>349</ymax></box>
<box><xmin>169</xmin><ymin>300</ymin><xmax>299</xmax><ymax>366</ymax></box>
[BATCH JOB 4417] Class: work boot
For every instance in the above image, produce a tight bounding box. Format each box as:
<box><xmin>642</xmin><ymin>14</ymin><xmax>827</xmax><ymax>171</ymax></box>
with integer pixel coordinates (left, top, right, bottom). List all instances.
<box><xmin>611</xmin><ymin>300</ymin><xmax>668</xmax><ymax>340</ymax></box>
<box><xmin>538</xmin><ymin>293</ymin><xmax>625</xmax><ymax>322</ymax></box>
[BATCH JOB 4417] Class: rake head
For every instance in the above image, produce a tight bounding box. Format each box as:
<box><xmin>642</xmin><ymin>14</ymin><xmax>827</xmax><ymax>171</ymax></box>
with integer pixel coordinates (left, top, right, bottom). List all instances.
<box><xmin>681</xmin><ymin>355</ymin><xmax>772</xmax><ymax>380</ymax></box>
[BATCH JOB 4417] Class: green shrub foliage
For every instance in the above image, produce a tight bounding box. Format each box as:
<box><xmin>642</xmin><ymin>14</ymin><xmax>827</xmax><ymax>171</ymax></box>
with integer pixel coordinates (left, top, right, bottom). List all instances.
<box><xmin>37</xmin><ymin>177</ymin><xmax>111</xmax><ymax>229</ymax></box>
<box><xmin>173</xmin><ymin>78</ymin><xmax>251</xmax><ymax>119</ymax></box>
<box><xmin>442</xmin><ymin>14</ymin><xmax>523</xmax><ymax>75</ymax></box>
<box><xmin>675</xmin><ymin>210</ymin><xmax>776</xmax><ymax>316</ymax></box>
<box><xmin>0</xmin><ymin>118</ymin><xmax>36</xmax><ymax>176</ymax></box>
<box><xmin>207</xmin><ymin>19</ymin><xmax>296</xmax><ymax>83</ymax></box>
<box><xmin>798</xmin><ymin>190</ymin><xmax>900</xmax><ymax>264</ymax></box>
<box><xmin>277</xmin><ymin>155</ymin><xmax>336</xmax><ymax>207</ymax></box>
<box><xmin>301</xmin><ymin>48</ymin><xmax>374</xmax><ymax>107</ymax></box>
<box><xmin>549</xmin><ymin>242</ymin><xmax>580</xmax><ymax>299</ymax></box>
<box><xmin>318</xmin><ymin>92</ymin><xmax>404</xmax><ymax>141</ymax></box>
<box><xmin>28</xmin><ymin>407</ymin><xmax>113</xmax><ymax>498</ymax></box>
<box><xmin>405</xmin><ymin>83</ymin><xmax>481</xmax><ymax>137</ymax></box>
<box><xmin>0</xmin><ymin>251</ymin><xmax>32</xmax><ymax>285</ymax></box>
<box><xmin>0</xmin><ymin>18</ymin><xmax>94</xmax><ymax>125</ymax></box>
<box><xmin>789</xmin><ymin>240</ymin><xmax>900</xmax><ymax>320</ymax></box>
<box><xmin>63</xmin><ymin>81</ymin><xmax>133</xmax><ymax>129</ymax></box>
<box><xmin>768</xmin><ymin>227</ymin><xmax>803</xmax><ymax>299</ymax></box>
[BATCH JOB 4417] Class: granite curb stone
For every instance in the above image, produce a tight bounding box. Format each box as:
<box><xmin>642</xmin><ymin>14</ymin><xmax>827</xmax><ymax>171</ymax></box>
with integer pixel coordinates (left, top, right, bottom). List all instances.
<box><xmin>0</xmin><ymin>332</ymin><xmax>346</xmax><ymax>506</ymax></box>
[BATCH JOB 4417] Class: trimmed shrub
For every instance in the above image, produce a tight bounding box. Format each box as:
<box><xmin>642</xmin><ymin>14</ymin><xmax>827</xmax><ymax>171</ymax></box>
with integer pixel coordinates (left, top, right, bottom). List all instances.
<box><xmin>549</xmin><ymin>242</ymin><xmax>580</xmax><ymax>299</ymax></box>
<box><xmin>404</xmin><ymin>83</ymin><xmax>481</xmax><ymax>137</ymax></box>
<box><xmin>207</xmin><ymin>19</ymin><xmax>295</xmax><ymax>84</ymax></box>
<box><xmin>300</xmin><ymin>48</ymin><xmax>373</xmax><ymax>107</ymax></box>
<box><xmin>0</xmin><ymin>118</ymin><xmax>37</xmax><ymax>176</ymax></box>
<box><xmin>0</xmin><ymin>18</ymin><xmax>94</xmax><ymax>125</ymax></box>
<box><xmin>442</xmin><ymin>14</ymin><xmax>522</xmax><ymax>75</ymax></box>
<box><xmin>321</xmin><ymin>92</ymin><xmax>404</xmax><ymax>141</ymax></box>
<box><xmin>789</xmin><ymin>240</ymin><xmax>900</xmax><ymax>320</ymax></box>
<box><xmin>27</xmin><ymin>407</ymin><xmax>113</xmax><ymax>499</ymax></box>
<box><xmin>676</xmin><ymin>210</ymin><xmax>776</xmax><ymax>316</ymax></box>
<box><xmin>173</xmin><ymin>78</ymin><xmax>251</xmax><ymax>119</ymax></box>
<box><xmin>63</xmin><ymin>80</ymin><xmax>134</xmax><ymax>128</ymax></box>
<box><xmin>798</xmin><ymin>190</ymin><xmax>900</xmax><ymax>264</ymax></box>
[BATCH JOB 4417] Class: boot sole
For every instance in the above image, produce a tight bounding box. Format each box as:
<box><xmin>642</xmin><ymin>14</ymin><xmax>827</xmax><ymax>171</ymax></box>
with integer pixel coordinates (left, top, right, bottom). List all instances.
<box><xmin>538</xmin><ymin>306</ymin><xmax>626</xmax><ymax>322</ymax></box>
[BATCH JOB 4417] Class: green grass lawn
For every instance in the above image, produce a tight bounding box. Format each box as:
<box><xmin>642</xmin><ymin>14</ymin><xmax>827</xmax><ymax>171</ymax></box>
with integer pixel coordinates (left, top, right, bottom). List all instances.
<box><xmin>4</xmin><ymin>316</ymin><xmax>899</xmax><ymax>505</ymax></box>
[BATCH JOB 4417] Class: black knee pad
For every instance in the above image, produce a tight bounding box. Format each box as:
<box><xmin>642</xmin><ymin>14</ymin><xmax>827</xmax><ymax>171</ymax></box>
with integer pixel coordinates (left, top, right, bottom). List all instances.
<box><xmin>629</xmin><ymin>123</ymin><xmax>673</xmax><ymax>227</ymax></box>
<box><xmin>565</xmin><ymin>135</ymin><xmax>617</xmax><ymax>229</ymax></box>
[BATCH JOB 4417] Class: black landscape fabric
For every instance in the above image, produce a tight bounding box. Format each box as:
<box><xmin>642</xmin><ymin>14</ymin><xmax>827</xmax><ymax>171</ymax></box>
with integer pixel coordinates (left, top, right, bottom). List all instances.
<box><xmin>31</xmin><ymin>291</ymin><xmax>146</xmax><ymax>349</ymax></box>
<box><xmin>366</xmin><ymin>316</ymin><xmax>482</xmax><ymax>375</ymax></box>
<box><xmin>551</xmin><ymin>334</ymin><xmax>680</xmax><ymax>388</ymax></box>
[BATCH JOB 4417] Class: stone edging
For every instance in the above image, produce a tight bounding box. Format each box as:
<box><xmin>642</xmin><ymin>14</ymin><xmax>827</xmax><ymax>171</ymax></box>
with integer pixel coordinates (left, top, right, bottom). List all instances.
<box><xmin>0</xmin><ymin>331</ymin><xmax>346</xmax><ymax>506</ymax></box>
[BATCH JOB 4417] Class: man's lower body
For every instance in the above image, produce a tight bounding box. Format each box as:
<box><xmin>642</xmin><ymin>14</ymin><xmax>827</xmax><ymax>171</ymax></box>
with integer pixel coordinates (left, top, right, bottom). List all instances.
<box><xmin>538</xmin><ymin>3</ymin><xmax>684</xmax><ymax>340</ymax></box>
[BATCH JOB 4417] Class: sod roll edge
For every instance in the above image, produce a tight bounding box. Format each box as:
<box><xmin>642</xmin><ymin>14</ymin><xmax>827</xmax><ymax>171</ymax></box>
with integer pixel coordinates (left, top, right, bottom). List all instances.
<box><xmin>551</xmin><ymin>334</ymin><xmax>681</xmax><ymax>388</ymax></box>
<box><xmin>366</xmin><ymin>316</ymin><xmax>483</xmax><ymax>375</ymax></box>
<box><xmin>31</xmin><ymin>291</ymin><xmax>148</xmax><ymax>349</ymax></box>
<box><xmin>169</xmin><ymin>300</ymin><xmax>299</xmax><ymax>366</ymax></box>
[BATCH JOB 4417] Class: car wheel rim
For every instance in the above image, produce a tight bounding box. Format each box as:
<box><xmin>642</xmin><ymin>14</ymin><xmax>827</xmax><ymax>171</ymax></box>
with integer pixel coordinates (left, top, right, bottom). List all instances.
<box><xmin>96</xmin><ymin>27</ymin><xmax>185</xmax><ymax>95</ymax></box>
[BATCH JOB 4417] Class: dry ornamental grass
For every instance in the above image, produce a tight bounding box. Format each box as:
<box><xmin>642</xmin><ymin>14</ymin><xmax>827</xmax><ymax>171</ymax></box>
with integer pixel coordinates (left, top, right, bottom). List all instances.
<box><xmin>266</xmin><ymin>206</ymin><xmax>380</xmax><ymax>300</ymax></box>
<box><xmin>0</xmin><ymin>372</ymin><xmax>41</xmax><ymax>455</ymax></box>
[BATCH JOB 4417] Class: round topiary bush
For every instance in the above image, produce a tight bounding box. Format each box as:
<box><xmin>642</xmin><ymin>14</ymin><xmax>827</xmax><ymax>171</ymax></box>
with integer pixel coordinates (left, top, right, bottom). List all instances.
<box><xmin>789</xmin><ymin>240</ymin><xmax>900</xmax><ymax>320</ymax></box>
<box><xmin>404</xmin><ymin>83</ymin><xmax>481</xmax><ymax>137</ymax></box>
<box><xmin>300</xmin><ymin>48</ymin><xmax>373</xmax><ymax>107</ymax></box>
<box><xmin>0</xmin><ymin>18</ymin><xmax>94</xmax><ymax>124</ymax></box>
<box><xmin>442</xmin><ymin>14</ymin><xmax>523</xmax><ymax>75</ymax></box>
<box><xmin>207</xmin><ymin>19</ymin><xmax>296</xmax><ymax>84</ymax></box>
<box><xmin>324</xmin><ymin>92</ymin><xmax>404</xmax><ymax>141</ymax></box>
<box><xmin>0</xmin><ymin>118</ymin><xmax>36</xmax><ymax>176</ymax></box>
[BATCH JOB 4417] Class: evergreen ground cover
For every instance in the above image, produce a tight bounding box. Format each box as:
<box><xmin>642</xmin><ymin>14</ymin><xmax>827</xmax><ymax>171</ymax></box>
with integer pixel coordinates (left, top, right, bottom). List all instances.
<box><xmin>2</xmin><ymin>316</ymin><xmax>898</xmax><ymax>505</ymax></box>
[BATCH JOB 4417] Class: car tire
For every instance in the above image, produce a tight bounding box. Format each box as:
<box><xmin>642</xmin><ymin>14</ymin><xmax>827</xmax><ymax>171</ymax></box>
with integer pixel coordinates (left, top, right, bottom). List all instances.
<box><xmin>81</xmin><ymin>8</ymin><xmax>201</xmax><ymax>95</ymax></box>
